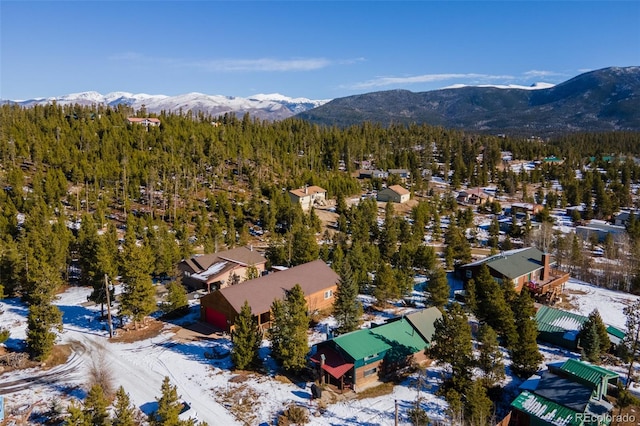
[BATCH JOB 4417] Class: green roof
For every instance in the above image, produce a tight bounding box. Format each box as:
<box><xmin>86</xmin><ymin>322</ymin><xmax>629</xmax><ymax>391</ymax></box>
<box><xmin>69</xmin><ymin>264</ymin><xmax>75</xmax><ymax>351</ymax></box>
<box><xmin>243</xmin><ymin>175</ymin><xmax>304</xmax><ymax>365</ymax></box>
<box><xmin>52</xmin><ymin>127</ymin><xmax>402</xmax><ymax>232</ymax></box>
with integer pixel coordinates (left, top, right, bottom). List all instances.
<box><xmin>333</xmin><ymin>317</ymin><xmax>428</xmax><ymax>362</ymax></box>
<box><xmin>464</xmin><ymin>247</ymin><xmax>545</xmax><ymax>280</ymax></box>
<box><xmin>606</xmin><ymin>325</ymin><xmax>625</xmax><ymax>340</ymax></box>
<box><xmin>511</xmin><ymin>391</ymin><xmax>582</xmax><ymax>426</ymax></box>
<box><xmin>536</xmin><ymin>306</ymin><xmax>586</xmax><ymax>335</ymax></box>
<box><xmin>560</xmin><ymin>359</ymin><xmax>618</xmax><ymax>388</ymax></box>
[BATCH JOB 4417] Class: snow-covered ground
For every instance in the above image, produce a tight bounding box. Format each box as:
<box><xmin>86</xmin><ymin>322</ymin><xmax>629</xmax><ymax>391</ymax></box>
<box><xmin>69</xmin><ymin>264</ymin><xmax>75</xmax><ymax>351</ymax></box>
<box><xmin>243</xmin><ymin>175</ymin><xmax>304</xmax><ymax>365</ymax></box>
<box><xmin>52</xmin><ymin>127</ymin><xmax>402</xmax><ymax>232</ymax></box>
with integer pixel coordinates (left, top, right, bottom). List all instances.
<box><xmin>0</xmin><ymin>277</ymin><xmax>638</xmax><ymax>425</ymax></box>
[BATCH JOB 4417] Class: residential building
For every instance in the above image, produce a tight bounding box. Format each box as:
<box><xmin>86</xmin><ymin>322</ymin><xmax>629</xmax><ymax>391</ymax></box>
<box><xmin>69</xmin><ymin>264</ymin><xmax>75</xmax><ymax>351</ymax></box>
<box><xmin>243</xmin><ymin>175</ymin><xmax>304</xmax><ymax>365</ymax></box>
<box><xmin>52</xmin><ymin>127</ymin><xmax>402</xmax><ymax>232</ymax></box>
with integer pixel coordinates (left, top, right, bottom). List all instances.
<box><xmin>199</xmin><ymin>260</ymin><xmax>339</xmax><ymax>331</ymax></box>
<box><xmin>387</xmin><ymin>169</ymin><xmax>410</xmax><ymax>180</ymax></box>
<box><xmin>536</xmin><ymin>305</ymin><xmax>625</xmax><ymax>351</ymax></box>
<box><xmin>288</xmin><ymin>186</ymin><xmax>327</xmax><ymax>211</ymax></box>
<box><xmin>575</xmin><ymin>220</ymin><xmax>626</xmax><ymax>243</ymax></box>
<box><xmin>614</xmin><ymin>210</ymin><xmax>640</xmax><ymax>227</ymax></box>
<box><xmin>358</xmin><ymin>169</ymin><xmax>388</xmax><ymax>179</ymax></box>
<box><xmin>510</xmin><ymin>359</ymin><xmax>618</xmax><ymax>426</ymax></box>
<box><xmin>310</xmin><ymin>307</ymin><xmax>442</xmax><ymax>392</ymax></box>
<box><xmin>127</xmin><ymin>117</ymin><xmax>161</xmax><ymax>127</ymax></box>
<box><xmin>377</xmin><ymin>185</ymin><xmax>410</xmax><ymax>203</ymax></box>
<box><xmin>457</xmin><ymin>247</ymin><xmax>570</xmax><ymax>296</ymax></box>
<box><xmin>177</xmin><ymin>247</ymin><xmax>267</xmax><ymax>292</ymax></box>
<box><xmin>456</xmin><ymin>187</ymin><xmax>495</xmax><ymax>205</ymax></box>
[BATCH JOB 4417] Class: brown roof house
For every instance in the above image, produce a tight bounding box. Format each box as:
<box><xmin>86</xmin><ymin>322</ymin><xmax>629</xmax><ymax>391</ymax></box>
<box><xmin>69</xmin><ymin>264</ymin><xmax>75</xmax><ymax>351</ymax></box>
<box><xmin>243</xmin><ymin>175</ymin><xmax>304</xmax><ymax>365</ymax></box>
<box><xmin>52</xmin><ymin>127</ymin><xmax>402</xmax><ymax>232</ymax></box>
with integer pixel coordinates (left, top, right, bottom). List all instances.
<box><xmin>199</xmin><ymin>259</ymin><xmax>339</xmax><ymax>331</ymax></box>
<box><xmin>377</xmin><ymin>185</ymin><xmax>410</xmax><ymax>204</ymax></box>
<box><xmin>289</xmin><ymin>185</ymin><xmax>327</xmax><ymax>211</ymax></box>
<box><xmin>456</xmin><ymin>187</ymin><xmax>495</xmax><ymax>205</ymax></box>
<box><xmin>127</xmin><ymin>117</ymin><xmax>161</xmax><ymax>127</ymax></box>
<box><xmin>177</xmin><ymin>247</ymin><xmax>267</xmax><ymax>292</ymax></box>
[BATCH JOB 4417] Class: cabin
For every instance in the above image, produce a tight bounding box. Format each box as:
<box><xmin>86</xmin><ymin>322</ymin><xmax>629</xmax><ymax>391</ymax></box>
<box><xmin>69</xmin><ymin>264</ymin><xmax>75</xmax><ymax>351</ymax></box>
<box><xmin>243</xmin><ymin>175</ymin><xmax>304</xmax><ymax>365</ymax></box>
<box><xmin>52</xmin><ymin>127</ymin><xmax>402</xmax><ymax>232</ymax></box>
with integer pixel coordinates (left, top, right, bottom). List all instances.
<box><xmin>289</xmin><ymin>186</ymin><xmax>327</xmax><ymax>211</ymax></box>
<box><xmin>575</xmin><ymin>220</ymin><xmax>626</xmax><ymax>243</ymax></box>
<box><xmin>510</xmin><ymin>359</ymin><xmax>618</xmax><ymax>426</ymax></box>
<box><xmin>358</xmin><ymin>169</ymin><xmax>388</xmax><ymax>179</ymax></box>
<box><xmin>457</xmin><ymin>247</ymin><xmax>570</xmax><ymax>300</ymax></box>
<box><xmin>199</xmin><ymin>260</ymin><xmax>339</xmax><ymax>331</ymax></box>
<box><xmin>310</xmin><ymin>307</ymin><xmax>442</xmax><ymax>392</ymax></box>
<box><xmin>127</xmin><ymin>117</ymin><xmax>161</xmax><ymax>127</ymax></box>
<box><xmin>536</xmin><ymin>305</ymin><xmax>625</xmax><ymax>352</ymax></box>
<box><xmin>177</xmin><ymin>247</ymin><xmax>267</xmax><ymax>292</ymax></box>
<box><xmin>377</xmin><ymin>185</ymin><xmax>410</xmax><ymax>204</ymax></box>
<box><xmin>456</xmin><ymin>187</ymin><xmax>494</xmax><ymax>205</ymax></box>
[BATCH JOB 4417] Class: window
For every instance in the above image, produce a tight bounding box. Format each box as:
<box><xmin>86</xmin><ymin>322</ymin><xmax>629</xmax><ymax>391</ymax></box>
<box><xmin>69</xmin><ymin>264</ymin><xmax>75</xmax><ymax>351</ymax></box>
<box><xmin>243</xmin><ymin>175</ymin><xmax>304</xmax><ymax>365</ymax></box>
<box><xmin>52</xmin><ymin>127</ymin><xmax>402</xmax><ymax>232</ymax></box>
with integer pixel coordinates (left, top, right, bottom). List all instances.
<box><xmin>465</xmin><ymin>270</ymin><xmax>472</xmax><ymax>279</ymax></box>
<box><xmin>364</xmin><ymin>353</ymin><xmax>378</xmax><ymax>362</ymax></box>
<box><xmin>324</xmin><ymin>290</ymin><xmax>333</xmax><ymax>299</ymax></box>
<box><xmin>364</xmin><ymin>367</ymin><xmax>378</xmax><ymax>377</ymax></box>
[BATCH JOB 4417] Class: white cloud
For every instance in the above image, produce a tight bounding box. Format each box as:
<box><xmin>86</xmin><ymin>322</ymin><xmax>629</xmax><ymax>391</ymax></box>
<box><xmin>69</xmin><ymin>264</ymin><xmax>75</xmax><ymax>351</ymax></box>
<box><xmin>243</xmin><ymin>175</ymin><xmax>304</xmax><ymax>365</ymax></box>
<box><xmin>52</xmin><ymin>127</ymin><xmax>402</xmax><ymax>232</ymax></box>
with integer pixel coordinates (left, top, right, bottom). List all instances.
<box><xmin>523</xmin><ymin>69</ymin><xmax>562</xmax><ymax>78</ymax></box>
<box><xmin>349</xmin><ymin>73</ymin><xmax>515</xmax><ymax>90</ymax></box>
<box><xmin>190</xmin><ymin>57</ymin><xmax>331</xmax><ymax>72</ymax></box>
<box><xmin>111</xmin><ymin>52</ymin><xmax>352</xmax><ymax>72</ymax></box>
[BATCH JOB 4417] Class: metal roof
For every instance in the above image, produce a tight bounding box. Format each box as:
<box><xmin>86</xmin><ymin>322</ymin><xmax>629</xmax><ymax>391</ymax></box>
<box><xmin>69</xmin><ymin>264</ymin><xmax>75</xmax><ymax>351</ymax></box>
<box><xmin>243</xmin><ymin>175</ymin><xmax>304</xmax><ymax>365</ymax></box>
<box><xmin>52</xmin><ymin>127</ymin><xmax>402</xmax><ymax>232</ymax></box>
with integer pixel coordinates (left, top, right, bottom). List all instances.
<box><xmin>511</xmin><ymin>391</ymin><xmax>581</xmax><ymax>426</ymax></box>
<box><xmin>461</xmin><ymin>247</ymin><xmax>547</xmax><ymax>280</ymax></box>
<box><xmin>405</xmin><ymin>307</ymin><xmax>443</xmax><ymax>344</ymax></box>
<box><xmin>333</xmin><ymin>317</ymin><xmax>428</xmax><ymax>362</ymax></box>
<box><xmin>559</xmin><ymin>359</ymin><xmax>618</xmax><ymax>388</ymax></box>
<box><xmin>536</xmin><ymin>305</ymin><xmax>586</xmax><ymax>337</ymax></box>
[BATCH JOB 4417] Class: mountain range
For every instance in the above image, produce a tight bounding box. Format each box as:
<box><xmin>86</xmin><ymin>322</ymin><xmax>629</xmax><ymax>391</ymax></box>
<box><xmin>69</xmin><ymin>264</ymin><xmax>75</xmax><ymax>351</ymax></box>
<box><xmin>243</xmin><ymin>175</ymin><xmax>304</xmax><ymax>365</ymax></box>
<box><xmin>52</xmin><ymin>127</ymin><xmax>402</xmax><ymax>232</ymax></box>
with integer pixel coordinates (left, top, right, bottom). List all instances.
<box><xmin>296</xmin><ymin>66</ymin><xmax>640</xmax><ymax>137</ymax></box>
<box><xmin>4</xmin><ymin>66</ymin><xmax>639</xmax><ymax>137</ymax></box>
<box><xmin>3</xmin><ymin>91</ymin><xmax>330</xmax><ymax>121</ymax></box>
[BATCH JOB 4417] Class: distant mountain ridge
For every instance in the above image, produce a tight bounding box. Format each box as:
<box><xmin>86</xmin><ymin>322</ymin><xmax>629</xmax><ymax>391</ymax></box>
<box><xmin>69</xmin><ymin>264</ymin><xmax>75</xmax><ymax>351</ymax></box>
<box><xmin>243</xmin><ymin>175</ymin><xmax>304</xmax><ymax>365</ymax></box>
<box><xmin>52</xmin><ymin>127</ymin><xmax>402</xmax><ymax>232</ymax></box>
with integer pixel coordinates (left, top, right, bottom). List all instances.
<box><xmin>3</xmin><ymin>91</ymin><xmax>330</xmax><ymax>121</ymax></box>
<box><xmin>297</xmin><ymin>66</ymin><xmax>640</xmax><ymax>137</ymax></box>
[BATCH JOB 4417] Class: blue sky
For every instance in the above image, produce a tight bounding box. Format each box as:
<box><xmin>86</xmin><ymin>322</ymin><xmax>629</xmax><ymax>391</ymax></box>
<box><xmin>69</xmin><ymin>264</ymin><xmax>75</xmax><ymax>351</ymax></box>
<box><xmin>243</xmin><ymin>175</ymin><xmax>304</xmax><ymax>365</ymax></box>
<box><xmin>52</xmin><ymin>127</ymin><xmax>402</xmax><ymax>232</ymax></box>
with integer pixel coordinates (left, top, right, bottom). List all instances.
<box><xmin>1</xmin><ymin>1</ymin><xmax>639</xmax><ymax>100</ymax></box>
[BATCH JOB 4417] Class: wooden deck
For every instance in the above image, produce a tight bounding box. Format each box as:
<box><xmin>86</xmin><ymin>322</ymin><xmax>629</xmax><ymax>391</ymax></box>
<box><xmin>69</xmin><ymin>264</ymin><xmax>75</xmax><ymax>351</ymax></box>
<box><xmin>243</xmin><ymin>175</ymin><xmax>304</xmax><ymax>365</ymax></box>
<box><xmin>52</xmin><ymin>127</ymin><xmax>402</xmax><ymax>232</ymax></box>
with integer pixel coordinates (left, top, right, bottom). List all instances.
<box><xmin>526</xmin><ymin>269</ymin><xmax>570</xmax><ymax>297</ymax></box>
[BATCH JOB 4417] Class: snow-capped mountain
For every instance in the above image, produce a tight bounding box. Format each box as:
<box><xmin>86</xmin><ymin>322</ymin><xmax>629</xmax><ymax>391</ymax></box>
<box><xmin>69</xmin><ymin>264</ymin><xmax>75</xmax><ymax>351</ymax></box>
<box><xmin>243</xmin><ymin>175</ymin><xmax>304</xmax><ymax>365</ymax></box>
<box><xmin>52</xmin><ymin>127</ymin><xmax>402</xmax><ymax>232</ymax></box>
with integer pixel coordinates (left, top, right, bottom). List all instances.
<box><xmin>5</xmin><ymin>91</ymin><xmax>331</xmax><ymax>121</ymax></box>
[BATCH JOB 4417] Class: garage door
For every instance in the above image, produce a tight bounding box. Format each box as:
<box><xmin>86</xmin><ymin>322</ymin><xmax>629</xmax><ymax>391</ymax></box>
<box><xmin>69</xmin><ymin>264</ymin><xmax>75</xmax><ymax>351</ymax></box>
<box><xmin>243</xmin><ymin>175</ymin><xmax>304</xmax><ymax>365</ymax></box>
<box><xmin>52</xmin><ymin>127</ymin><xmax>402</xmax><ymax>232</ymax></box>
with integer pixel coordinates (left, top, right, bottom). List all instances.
<box><xmin>204</xmin><ymin>307</ymin><xmax>228</xmax><ymax>330</ymax></box>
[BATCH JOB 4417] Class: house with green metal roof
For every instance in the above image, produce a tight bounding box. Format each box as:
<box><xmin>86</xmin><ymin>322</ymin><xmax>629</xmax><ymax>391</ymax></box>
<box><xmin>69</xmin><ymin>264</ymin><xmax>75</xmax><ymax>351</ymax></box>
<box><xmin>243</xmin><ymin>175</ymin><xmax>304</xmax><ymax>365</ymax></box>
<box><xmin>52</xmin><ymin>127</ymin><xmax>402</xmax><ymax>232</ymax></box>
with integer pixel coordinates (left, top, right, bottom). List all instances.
<box><xmin>457</xmin><ymin>247</ymin><xmax>570</xmax><ymax>296</ymax></box>
<box><xmin>510</xmin><ymin>359</ymin><xmax>618</xmax><ymax>426</ymax></box>
<box><xmin>536</xmin><ymin>305</ymin><xmax>625</xmax><ymax>352</ymax></box>
<box><xmin>310</xmin><ymin>308</ymin><xmax>441</xmax><ymax>392</ymax></box>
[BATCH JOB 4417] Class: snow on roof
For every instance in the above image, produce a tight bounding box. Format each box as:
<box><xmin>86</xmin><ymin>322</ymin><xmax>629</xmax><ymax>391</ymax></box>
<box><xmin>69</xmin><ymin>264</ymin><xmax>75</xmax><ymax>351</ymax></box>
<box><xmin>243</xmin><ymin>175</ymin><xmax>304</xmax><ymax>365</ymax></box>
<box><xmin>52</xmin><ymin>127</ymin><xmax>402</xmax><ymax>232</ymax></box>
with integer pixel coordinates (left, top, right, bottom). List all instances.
<box><xmin>191</xmin><ymin>261</ymin><xmax>228</xmax><ymax>281</ymax></box>
<box><xmin>550</xmin><ymin>316</ymin><xmax>582</xmax><ymax>332</ymax></box>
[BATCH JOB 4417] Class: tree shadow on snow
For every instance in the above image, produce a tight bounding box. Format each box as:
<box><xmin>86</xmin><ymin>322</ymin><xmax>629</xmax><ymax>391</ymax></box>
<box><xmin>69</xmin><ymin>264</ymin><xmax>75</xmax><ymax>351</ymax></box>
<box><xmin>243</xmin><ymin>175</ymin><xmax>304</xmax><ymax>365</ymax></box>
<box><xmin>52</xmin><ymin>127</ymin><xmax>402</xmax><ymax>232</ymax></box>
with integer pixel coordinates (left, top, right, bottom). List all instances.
<box><xmin>57</xmin><ymin>304</ymin><xmax>112</xmax><ymax>337</ymax></box>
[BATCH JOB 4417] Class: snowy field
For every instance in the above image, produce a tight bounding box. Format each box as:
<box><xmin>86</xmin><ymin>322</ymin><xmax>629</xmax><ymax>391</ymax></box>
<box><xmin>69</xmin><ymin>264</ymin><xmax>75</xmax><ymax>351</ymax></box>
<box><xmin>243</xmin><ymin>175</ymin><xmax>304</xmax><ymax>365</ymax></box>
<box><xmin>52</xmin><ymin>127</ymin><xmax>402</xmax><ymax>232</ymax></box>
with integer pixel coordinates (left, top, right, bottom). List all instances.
<box><xmin>0</xmin><ymin>277</ymin><xmax>638</xmax><ymax>425</ymax></box>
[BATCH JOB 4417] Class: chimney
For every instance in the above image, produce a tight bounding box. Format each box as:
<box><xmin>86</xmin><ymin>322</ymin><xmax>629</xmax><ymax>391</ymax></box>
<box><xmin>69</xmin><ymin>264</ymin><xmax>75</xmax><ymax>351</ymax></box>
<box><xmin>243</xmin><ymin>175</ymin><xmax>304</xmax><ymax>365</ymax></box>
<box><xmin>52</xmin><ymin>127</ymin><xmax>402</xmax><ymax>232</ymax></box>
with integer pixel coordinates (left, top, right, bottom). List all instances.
<box><xmin>542</xmin><ymin>253</ymin><xmax>550</xmax><ymax>281</ymax></box>
<box><xmin>304</xmin><ymin>185</ymin><xmax>308</xmax><ymax>195</ymax></box>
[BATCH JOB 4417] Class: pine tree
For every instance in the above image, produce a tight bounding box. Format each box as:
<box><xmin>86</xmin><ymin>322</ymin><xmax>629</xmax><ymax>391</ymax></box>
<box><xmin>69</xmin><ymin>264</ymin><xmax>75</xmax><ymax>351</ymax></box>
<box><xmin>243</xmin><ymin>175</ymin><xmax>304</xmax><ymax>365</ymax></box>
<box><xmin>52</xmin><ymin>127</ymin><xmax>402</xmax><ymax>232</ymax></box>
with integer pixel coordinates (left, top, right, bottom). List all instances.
<box><xmin>620</xmin><ymin>300</ymin><xmax>640</xmax><ymax>390</ymax></box>
<box><xmin>83</xmin><ymin>384</ymin><xmax>110</xmax><ymax>426</ymax></box>
<box><xmin>112</xmin><ymin>386</ymin><xmax>136</xmax><ymax>426</ymax></box>
<box><xmin>473</xmin><ymin>265</ymin><xmax>517</xmax><ymax>348</ymax></box>
<box><xmin>163</xmin><ymin>281</ymin><xmax>188</xmax><ymax>315</ymax></box>
<box><xmin>231</xmin><ymin>301</ymin><xmax>262</xmax><ymax>371</ymax></box>
<box><xmin>581</xmin><ymin>322</ymin><xmax>601</xmax><ymax>363</ymax></box>
<box><xmin>579</xmin><ymin>309</ymin><xmax>610</xmax><ymax>355</ymax></box>
<box><xmin>510</xmin><ymin>290</ymin><xmax>543</xmax><ymax>378</ymax></box>
<box><xmin>427</xmin><ymin>265</ymin><xmax>450</xmax><ymax>309</ymax></box>
<box><xmin>65</xmin><ymin>401</ymin><xmax>89</xmax><ymax>426</ymax></box>
<box><xmin>120</xmin><ymin>230</ymin><xmax>156</xmax><ymax>328</ymax></box>
<box><xmin>269</xmin><ymin>284</ymin><xmax>309</xmax><ymax>372</ymax></box>
<box><xmin>26</xmin><ymin>300</ymin><xmax>63</xmax><ymax>361</ymax></box>
<box><xmin>429</xmin><ymin>303</ymin><xmax>474</xmax><ymax>393</ymax></box>
<box><xmin>477</xmin><ymin>324</ymin><xmax>505</xmax><ymax>387</ymax></box>
<box><xmin>149</xmin><ymin>377</ymin><xmax>183</xmax><ymax>426</ymax></box>
<box><xmin>464</xmin><ymin>380</ymin><xmax>493</xmax><ymax>426</ymax></box>
<box><xmin>333</xmin><ymin>262</ymin><xmax>363</xmax><ymax>334</ymax></box>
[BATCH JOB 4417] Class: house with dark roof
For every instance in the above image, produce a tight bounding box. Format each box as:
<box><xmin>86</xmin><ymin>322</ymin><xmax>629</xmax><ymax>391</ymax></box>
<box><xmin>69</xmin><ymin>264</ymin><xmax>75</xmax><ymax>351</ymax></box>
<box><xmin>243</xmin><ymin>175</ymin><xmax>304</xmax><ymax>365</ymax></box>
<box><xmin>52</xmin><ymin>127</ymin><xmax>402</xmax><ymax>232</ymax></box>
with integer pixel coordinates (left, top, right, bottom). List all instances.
<box><xmin>310</xmin><ymin>307</ymin><xmax>442</xmax><ymax>392</ymax></box>
<box><xmin>288</xmin><ymin>186</ymin><xmax>327</xmax><ymax>211</ymax></box>
<box><xmin>457</xmin><ymin>247</ymin><xmax>570</xmax><ymax>296</ymax></box>
<box><xmin>614</xmin><ymin>210</ymin><xmax>640</xmax><ymax>227</ymax></box>
<box><xmin>177</xmin><ymin>247</ymin><xmax>267</xmax><ymax>292</ymax></box>
<box><xmin>536</xmin><ymin>305</ymin><xmax>625</xmax><ymax>352</ymax></box>
<box><xmin>199</xmin><ymin>260</ymin><xmax>339</xmax><ymax>331</ymax></box>
<box><xmin>510</xmin><ymin>359</ymin><xmax>618</xmax><ymax>426</ymax></box>
<box><xmin>377</xmin><ymin>185</ymin><xmax>410</xmax><ymax>204</ymax></box>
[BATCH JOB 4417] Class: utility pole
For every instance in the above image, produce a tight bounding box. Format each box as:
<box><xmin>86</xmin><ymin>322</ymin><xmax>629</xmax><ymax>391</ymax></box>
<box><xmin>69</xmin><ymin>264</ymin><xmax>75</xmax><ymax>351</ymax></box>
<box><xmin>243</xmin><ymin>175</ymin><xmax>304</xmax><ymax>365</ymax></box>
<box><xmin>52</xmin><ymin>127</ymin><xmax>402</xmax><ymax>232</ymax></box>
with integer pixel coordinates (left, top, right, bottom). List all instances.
<box><xmin>104</xmin><ymin>274</ymin><xmax>114</xmax><ymax>338</ymax></box>
<box><xmin>395</xmin><ymin>399</ymin><xmax>399</xmax><ymax>426</ymax></box>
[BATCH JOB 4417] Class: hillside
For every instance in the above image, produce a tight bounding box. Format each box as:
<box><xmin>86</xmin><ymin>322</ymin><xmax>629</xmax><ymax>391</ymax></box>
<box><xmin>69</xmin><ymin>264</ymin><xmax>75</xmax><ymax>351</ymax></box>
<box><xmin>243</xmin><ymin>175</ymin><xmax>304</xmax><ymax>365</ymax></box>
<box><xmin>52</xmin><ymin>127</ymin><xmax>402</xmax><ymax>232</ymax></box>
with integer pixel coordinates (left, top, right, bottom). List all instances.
<box><xmin>296</xmin><ymin>66</ymin><xmax>640</xmax><ymax>137</ymax></box>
